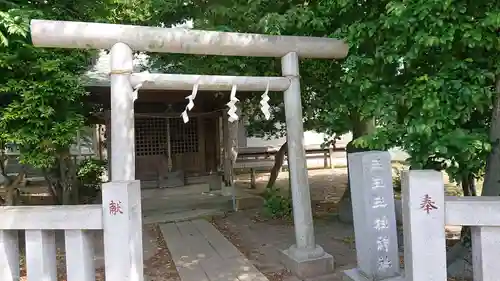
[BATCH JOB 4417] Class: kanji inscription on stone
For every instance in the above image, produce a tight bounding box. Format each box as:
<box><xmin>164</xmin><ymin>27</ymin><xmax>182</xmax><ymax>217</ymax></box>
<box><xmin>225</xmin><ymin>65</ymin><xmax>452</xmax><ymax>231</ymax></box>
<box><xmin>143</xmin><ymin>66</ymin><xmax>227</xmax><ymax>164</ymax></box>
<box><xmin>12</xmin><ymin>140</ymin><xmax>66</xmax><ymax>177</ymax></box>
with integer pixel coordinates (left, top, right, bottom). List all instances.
<box><xmin>109</xmin><ymin>200</ymin><xmax>123</xmax><ymax>216</ymax></box>
<box><xmin>373</xmin><ymin>216</ymin><xmax>390</xmax><ymax>231</ymax></box>
<box><xmin>371</xmin><ymin>176</ymin><xmax>385</xmax><ymax>190</ymax></box>
<box><xmin>377</xmin><ymin>256</ymin><xmax>393</xmax><ymax>271</ymax></box>
<box><xmin>420</xmin><ymin>194</ymin><xmax>438</xmax><ymax>214</ymax></box>
<box><xmin>372</xmin><ymin>196</ymin><xmax>388</xmax><ymax>209</ymax></box>
<box><xmin>376</xmin><ymin>236</ymin><xmax>390</xmax><ymax>252</ymax></box>
<box><xmin>370</xmin><ymin>159</ymin><xmax>383</xmax><ymax>170</ymax></box>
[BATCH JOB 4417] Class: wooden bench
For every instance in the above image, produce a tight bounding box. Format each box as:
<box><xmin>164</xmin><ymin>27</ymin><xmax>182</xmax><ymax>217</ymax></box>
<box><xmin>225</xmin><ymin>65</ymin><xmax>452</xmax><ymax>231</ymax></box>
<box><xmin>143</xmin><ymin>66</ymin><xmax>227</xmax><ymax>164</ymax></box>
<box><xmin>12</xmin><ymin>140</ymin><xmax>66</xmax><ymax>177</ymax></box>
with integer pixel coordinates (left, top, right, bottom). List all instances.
<box><xmin>234</xmin><ymin>145</ymin><xmax>346</xmax><ymax>188</ymax></box>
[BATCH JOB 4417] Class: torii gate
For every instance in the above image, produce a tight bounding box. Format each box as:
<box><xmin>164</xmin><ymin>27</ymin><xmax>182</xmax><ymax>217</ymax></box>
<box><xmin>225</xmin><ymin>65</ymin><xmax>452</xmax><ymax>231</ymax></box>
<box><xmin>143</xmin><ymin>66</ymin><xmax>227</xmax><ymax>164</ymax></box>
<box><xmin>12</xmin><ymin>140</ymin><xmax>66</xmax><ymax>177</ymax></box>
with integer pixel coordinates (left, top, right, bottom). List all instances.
<box><xmin>30</xmin><ymin>19</ymin><xmax>348</xmax><ymax>280</ymax></box>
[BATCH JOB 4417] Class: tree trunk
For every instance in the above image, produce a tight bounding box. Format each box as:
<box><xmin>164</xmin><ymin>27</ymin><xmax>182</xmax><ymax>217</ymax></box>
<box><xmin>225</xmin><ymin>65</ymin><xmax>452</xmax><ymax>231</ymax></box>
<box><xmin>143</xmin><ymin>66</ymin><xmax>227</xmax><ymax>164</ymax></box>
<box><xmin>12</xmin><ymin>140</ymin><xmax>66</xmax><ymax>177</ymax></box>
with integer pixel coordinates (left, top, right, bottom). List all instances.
<box><xmin>60</xmin><ymin>154</ymin><xmax>71</xmax><ymax>204</ymax></box>
<box><xmin>461</xmin><ymin>173</ymin><xmax>477</xmax><ymax>197</ymax></box>
<box><xmin>338</xmin><ymin>115</ymin><xmax>376</xmax><ymax>223</ymax></box>
<box><xmin>5</xmin><ymin>170</ymin><xmax>25</xmax><ymax>206</ymax></box>
<box><xmin>0</xmin><ymin>149</ymin><xmax>24</xmax><ymax>206</ymax></box>
<box><xmin>68</xmin><ymin>156</ymin><xmax>79</xmax><ymax>204</ymax></box>
<box><xmin>265</xmin><ymin>141</ymin><xmax>288</xmax><ymax>190</ymax></box>
<box><xmin>43</xmin><ymin>169</ymin><xmax>61</xmax><ymax>205</ymax></box>
<box><xmin>481</xmin><ymin>76</ymin><xmax>500</xmax><ymax>196</ymax></box>
<box><xmin>59</xmin><ymin>150</ymin><xmax>79</xmax><ymax>205</ymax></box>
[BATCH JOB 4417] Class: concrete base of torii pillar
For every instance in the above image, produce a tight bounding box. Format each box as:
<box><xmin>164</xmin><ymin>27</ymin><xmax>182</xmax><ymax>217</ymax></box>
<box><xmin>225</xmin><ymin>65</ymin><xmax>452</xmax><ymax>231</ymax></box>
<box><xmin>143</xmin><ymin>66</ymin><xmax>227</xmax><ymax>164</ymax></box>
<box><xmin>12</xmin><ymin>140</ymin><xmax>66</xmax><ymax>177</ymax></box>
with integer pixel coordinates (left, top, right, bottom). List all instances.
<box><xmin>279</xmin><ymin>247</ymin><xmax>335</xmax><ymax>280</ymax></box>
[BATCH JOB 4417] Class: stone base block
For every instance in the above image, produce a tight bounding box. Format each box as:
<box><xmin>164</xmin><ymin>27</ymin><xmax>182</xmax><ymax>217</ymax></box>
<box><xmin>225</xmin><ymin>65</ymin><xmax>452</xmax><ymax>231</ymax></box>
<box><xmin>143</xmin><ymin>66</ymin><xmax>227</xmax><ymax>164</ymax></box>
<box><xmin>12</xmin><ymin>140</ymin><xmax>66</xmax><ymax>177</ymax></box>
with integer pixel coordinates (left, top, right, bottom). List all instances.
<box><xmin>208</xmin><ymin>174</ymin><xmax>222</xmax><ymax>191</ymax></box>
<box><xmin>235</xmin><ymin>195</ymin><xmax>264</xmax><ymax>210</ymax></box>
<box><xmin>159</xmin><ymin>171</ymin><xmax>185</xmax><ymax>188</ymax></box>
<box><xmin>279</xmin><ymin>247</ymin><xmax>334</xmax><ymax>279</ymax></box>
<box><xmin>343</xmin><ymin>268</ymin><xmax>405</xmax><ymax>281</ymax></box>
<box><xmin>221</xmin><ymin>184</ymin><xmax>233</xmax><ymax>196</ymax></box>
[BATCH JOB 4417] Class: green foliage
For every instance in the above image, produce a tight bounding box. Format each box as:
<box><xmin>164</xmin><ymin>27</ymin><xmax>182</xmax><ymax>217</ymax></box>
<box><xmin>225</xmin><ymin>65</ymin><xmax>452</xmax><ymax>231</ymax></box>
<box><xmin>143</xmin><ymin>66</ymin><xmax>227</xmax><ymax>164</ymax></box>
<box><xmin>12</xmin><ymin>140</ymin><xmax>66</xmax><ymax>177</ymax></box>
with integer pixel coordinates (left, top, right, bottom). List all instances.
<box><xmin>77</xmin><ymin>158</ymin><xmax>106</xmax><ymax>189</ymax></box>
<box><xmin>1</xmin><ymin>0</ymin><xmax>493</xmax><ymax>205</ymax></box>
<box><xmin>136</xmin><ymin>1</ymin><xmax>500</xmax><ymax>186</ymax></box>
<box><xmin>146</xmin><ymin>1</ymin><xmax>352</xmax><ymax>139</ymax></box>
<box><xmin>77</xmin><ymin>158</ymin><xmax>106</xmax><ymax>199</ymax></box>
<box><xmin>104</xmin><ymin>0</ymin><xmax>192</xmax><ymax>26</ymax></box>
<box><xmin>0</xmin><ymin>8</ymin><xmax>30</xmax><ymax>46</ymax></box>
<box><xmin>0</xmin><ymin>0</ymin><xmax>118</xmax><ymax>205</ymax></box>
<box><xmin>392</xmin><ymin>166</ymin><xmax>402</xmax><ymax>192</ymax></box>
<box><xmin>0</xmin><ymin>1</ymin><xmax>101</xmax><ymax>172</ymax></box>
<box><xmin>349</xmin><ymin>1</ymin><xmax>500</xmax><ymax>182</ymax></box>
<box><xmin>262</xmin><ymin>187</ymin><xmax>292</xmax><ymax>219</ymax></box>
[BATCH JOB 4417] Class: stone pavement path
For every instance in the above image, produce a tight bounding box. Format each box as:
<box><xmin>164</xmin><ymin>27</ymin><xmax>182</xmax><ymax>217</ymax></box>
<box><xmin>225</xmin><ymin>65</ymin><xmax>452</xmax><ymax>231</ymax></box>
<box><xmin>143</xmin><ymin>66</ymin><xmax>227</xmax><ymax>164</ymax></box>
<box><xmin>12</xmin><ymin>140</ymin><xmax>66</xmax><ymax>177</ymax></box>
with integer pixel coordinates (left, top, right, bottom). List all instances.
<box><xmin>160</xmin><ymin>219</ymin><xmax>269</xmax><ymax>281</ymax></box>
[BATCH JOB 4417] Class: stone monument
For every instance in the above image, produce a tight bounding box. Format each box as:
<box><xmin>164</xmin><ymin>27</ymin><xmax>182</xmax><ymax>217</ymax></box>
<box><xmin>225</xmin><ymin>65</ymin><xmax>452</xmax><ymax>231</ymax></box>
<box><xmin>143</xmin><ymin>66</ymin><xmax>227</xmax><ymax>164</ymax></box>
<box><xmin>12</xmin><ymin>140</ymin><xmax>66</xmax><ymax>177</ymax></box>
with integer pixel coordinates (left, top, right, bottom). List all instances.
<box><xmin>343</xmin><ymin>151</ymin><xmax>403</xmax><ymax>281</ymax></box>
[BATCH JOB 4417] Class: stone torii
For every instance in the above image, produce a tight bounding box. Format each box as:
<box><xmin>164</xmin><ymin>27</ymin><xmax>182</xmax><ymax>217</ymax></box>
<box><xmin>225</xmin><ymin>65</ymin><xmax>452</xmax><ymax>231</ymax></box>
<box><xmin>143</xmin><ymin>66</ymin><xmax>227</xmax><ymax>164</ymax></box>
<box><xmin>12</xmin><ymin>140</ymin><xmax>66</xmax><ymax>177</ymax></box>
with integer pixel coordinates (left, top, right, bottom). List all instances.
<box><xmin>30</xmin><ymin>19</ymin><xmax>348</xmax><ymax>280</ymax></box>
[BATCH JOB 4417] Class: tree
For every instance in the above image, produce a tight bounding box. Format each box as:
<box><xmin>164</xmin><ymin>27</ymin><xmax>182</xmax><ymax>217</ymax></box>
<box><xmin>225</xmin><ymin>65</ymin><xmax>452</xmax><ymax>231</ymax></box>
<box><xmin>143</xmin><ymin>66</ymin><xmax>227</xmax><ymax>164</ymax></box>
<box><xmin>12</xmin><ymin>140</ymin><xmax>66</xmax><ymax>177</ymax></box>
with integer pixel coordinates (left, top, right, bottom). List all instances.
<box><xmin>110</xmin><ymin>1</ymin><xmax>385</xmax><ymax>225</ymax></box>
<box><xmin>349</xmin><ymin>1</ymin><xmax>500</xmax><ymax>277</ymax></box>
<box><xmin>0</xmin><ymin>0</ymin><xmax>211</xmax><ymax>205</ymax></box>
<box><xmin>356</xmin><ymin>0</ymin><xmax>498</xmax><ymax>179</ymax></box>
<box><xmin>145</xmin><ymin>1</ymin><xmax>401</xmax><ymax>221</ymax></box>
<box><xmin>150</xmin><ymin>2</ymin><xmax>500</xmax><ymax>276</ymax></box>
<box><xmin>0</xmin><ymin>1</ymin><xmax>107</xmax><ymax>204</ymax></box>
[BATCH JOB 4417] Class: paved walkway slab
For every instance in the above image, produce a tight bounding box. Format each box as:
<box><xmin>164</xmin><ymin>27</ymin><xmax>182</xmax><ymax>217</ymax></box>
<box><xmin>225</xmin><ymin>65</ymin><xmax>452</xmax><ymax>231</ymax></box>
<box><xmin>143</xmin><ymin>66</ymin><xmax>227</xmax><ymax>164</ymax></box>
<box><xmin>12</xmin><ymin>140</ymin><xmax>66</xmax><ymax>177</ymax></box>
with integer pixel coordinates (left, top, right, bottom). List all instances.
<box><xmin>160</xmin><ymin>219</ymin><xmax>269</xmax><ymax>281</ymax></box>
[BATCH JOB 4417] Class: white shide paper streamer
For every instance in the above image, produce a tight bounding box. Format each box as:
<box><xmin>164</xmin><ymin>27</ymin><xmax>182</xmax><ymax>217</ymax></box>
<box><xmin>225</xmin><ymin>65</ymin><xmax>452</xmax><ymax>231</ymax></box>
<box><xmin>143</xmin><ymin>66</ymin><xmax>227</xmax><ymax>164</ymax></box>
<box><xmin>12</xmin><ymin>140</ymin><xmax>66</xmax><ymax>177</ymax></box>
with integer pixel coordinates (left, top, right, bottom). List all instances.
<box><xmin>131</xmin><ymin>70</ymin><xmax>159</xmax><ymax>101</ymax></box>
<box><xmin>181</xmin><ymin>83</ymin><xmax>199</xmax><ymax>123</ymax></box>
<box><xmin>260</xmin><ymin>81</ymin><xmax>271</xmax><ymax>120</ymax></box>
<box><xmin>226</xmin><ymin>84</ymin><xmax>239</xmax><ymax>122</ymax></box>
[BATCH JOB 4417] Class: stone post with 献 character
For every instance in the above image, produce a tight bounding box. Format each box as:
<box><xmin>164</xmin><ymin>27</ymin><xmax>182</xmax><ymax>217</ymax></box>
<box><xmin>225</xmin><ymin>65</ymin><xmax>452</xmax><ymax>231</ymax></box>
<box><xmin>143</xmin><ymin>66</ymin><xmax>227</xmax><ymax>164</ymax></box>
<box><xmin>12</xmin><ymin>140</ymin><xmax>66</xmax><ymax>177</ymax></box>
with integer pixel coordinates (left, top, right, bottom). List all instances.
<box><xmin>343</xmin><ymin>151</ymin><xmax>404</xmax><ymax>281</ymax></box>
<box><xmin>102</xmin><ymin>180</ymin><xmax>143</xmax><ymax>281</ymax></box>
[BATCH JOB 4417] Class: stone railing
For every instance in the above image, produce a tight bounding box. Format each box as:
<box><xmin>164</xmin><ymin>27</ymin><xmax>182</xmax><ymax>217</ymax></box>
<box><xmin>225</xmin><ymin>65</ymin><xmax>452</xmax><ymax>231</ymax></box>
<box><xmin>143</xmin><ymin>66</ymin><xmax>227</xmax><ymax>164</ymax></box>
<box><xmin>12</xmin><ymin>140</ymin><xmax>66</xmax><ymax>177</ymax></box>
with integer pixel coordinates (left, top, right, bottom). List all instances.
<box><xmin>0</xmin><ymin>180</ymin><xmax>143</xmax><ymax>281</ymax></box>
<box><xmin>402</xmin><ymin>170</ymin><xmax>500</xmax><ymax>281</ymax></box>
<box><xmin>0</xmin><ymin>205</ymin><xmax>102</xmax><ymax>281</ymax></box>
<box><xmin>344</xmin><ymin>151</ymin><xmax>500</xmax><ymax>281</ymax></box>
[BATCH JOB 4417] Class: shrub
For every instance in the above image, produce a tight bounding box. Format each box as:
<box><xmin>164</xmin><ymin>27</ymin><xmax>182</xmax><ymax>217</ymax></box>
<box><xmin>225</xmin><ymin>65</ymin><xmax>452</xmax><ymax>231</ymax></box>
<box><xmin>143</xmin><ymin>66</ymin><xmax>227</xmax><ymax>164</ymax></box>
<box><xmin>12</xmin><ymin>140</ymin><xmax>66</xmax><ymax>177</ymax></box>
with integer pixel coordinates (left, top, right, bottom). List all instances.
<box><xmin>77</xmin><ymin>158</ymin><xmax>106</xmax><ymax>200</ymax></box>
<box><xmin>262</xmin><ymin>187</ymin><xmax>293</xmax><ymax>219</ymax></box>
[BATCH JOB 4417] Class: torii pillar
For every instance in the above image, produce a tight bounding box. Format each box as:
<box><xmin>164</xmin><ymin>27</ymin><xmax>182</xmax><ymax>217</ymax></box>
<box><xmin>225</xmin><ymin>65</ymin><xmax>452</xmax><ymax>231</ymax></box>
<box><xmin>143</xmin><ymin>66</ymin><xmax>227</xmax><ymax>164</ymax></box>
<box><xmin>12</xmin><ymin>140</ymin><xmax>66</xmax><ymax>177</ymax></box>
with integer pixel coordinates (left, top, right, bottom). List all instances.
<box><xmin>278</xmin><ymin>52</ymin><xmax>334</xmax><ymax>279</ymax></box>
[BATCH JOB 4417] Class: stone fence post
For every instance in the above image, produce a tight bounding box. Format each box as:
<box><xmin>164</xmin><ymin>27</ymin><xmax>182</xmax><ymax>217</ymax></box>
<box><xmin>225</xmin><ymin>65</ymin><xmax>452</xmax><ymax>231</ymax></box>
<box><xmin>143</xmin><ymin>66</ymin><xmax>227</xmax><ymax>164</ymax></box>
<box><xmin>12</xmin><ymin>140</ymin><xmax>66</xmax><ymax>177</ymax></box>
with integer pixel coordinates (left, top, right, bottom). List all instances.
<box><xmin>102</xmin><ymin>180</ymin><xmax>143</xmax><ymax>281</ymax></box>
<box><xmin>401</xmin><ymin>170</ymin><xmax>447</xmax><ymax>281</ymax></box>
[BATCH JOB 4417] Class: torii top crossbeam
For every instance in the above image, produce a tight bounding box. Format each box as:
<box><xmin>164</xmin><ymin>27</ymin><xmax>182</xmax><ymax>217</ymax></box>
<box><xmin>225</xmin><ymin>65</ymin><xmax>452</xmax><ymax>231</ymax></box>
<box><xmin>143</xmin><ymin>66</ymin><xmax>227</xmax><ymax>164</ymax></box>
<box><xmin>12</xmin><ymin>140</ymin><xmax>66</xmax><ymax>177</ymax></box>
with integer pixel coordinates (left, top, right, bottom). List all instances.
<box><xmin>30</xmin><ymin>20</ymin><xmax>348</xmax><ymax>59</ymax></box>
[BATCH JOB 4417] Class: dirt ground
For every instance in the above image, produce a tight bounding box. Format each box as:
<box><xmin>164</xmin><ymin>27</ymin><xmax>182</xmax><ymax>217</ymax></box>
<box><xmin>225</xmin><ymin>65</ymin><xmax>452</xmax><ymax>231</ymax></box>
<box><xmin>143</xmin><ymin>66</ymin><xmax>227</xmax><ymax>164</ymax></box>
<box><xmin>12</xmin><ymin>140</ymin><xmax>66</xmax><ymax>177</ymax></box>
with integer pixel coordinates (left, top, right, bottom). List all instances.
<box><xmin>235</xmin><ymin>168</ymin><xmax>349</xmax><ymax>201</ymax></box>
<box><xmin>212</xmin><ymin>169</ymin><xmax>366</xmax><ymax>281</ymax></box>
<box><xmin>213</xmin><ymin>168</ymin><xmax>465</xmax><ymax>281</ymax></box>
<box><xmin>144</xmin><ymin>168</ymin><xmax>366</xmax><ymax>281</ymax></box>
<box><xmin>234</xmin><ymin>166</ymin><xmax>465</xmax><ymax>200</ymax></box>
<box><xmin>18</xmin><ymin>224</ymin><xmax>180</xmax><ymax>281</ymax></box>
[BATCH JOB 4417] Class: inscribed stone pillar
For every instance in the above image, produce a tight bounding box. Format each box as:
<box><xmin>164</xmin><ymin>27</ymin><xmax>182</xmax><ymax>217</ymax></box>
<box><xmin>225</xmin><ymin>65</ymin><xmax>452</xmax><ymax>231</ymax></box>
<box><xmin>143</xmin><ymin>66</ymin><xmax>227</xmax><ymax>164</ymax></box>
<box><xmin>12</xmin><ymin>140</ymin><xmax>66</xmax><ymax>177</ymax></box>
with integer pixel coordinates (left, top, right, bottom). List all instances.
<box><xmin>102</xmin><ymin>180</ymin><xmax>143</xmax><ymax>281</ymax></box>
<box><xmin>344</xmin><ymin>151</ymin><xmax>402</xmax><ymax>281</ymax></box>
